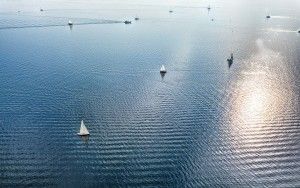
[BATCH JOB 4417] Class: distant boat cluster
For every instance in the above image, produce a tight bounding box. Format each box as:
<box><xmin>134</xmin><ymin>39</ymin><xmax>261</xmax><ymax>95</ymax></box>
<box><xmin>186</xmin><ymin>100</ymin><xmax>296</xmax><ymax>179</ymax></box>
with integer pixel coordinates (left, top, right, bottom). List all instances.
<box><xmin>35</xmin><ymin>5</ymin><xmax>294</xmax><ymax>73</ymax></box>
<box><xmin>37</xmin><ymin>6</ymin><xmax>295</xmax><ymax>33</ymax></box>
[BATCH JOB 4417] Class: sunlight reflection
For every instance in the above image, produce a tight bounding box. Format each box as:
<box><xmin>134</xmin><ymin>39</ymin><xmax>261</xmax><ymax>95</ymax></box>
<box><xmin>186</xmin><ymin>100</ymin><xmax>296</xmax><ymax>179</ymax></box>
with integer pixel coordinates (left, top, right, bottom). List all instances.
<box><xmin>228</xmin><ymin>39</ymin><xmax>289</xmax><ymax>129</ymax></box>
<box><xmin>222</xmin><ymin>39</ymin><xmax>296</xmax><ymax>174</ymax></box>
<box><xmin>238</xmin><ymin>76</ymin><xmax>269</xmax><ymax>125</ymax></box>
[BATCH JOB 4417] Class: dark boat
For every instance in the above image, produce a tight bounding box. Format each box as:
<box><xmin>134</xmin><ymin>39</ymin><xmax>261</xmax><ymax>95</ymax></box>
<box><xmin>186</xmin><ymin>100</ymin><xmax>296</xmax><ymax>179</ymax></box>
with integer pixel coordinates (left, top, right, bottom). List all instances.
<box><xmin>135</xmin><ymin>17</ymin><xmax>139</xmax><ymax>21</ymax></box>
<box><xmin>266</xmin><ymin>15</ymin><xmax>271</xmax><ymax>19</ymax></box>
<box><xmin>169</xmin><ymin>10</ymin><xmax>173</xmax><ymax>13</ymax></box>
<box><xmin>298</xmin><ymin>30</ymin><xmax>300</xmax><ymax>33</ymax></box>
<box><xmin>227</xmin><ymin>53</ymin><xmax>234</xmax><ymax>67</ymax></box>
<box><xmin>40</xmin><ymin>8</ymin><xmax>43</xmax><ymax>12</ymax></box>
<box><xmin>124</xmin><ymin>20</ymin><xmax>132</xmax><ymax>24</ymax></box>
<box><xmin>227</xmin><ymin>53</ymin><xmax>233</xmax><ymax>61</ymax></box>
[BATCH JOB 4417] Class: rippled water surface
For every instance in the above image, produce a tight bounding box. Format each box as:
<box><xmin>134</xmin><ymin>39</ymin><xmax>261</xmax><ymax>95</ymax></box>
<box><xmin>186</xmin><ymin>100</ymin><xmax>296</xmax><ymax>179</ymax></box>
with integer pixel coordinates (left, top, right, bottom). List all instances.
<box><xmin>0</xmin><ymin>0</ymin><xmax>300</xmax><ymax>187</ymax></box>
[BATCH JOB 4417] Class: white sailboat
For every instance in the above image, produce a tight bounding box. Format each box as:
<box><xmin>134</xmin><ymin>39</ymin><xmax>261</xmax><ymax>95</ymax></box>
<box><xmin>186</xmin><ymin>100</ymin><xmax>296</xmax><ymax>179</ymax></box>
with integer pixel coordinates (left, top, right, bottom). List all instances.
<box><xmin>68</xmin><ymin>20</ymin><xmax>73</xmax><ymax>26</ymax></box>
<box><xmin>160</xmin><ymin>65</ymin><xmax>167</xmax><ymax>73</ymax></box>
<box><xmin>77</xmin><ymin>120</ymin><xmax>89</xmax><ymax>136</ymax></box>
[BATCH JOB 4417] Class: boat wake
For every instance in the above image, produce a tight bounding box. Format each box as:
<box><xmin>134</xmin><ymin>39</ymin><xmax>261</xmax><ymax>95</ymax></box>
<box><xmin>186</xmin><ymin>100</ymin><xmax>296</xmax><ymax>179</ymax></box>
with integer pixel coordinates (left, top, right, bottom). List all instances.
<box><xmin>264</xmin><ymin>28</ymin><xmax>298</xmax><ymax>33</ymax></box>
<box><xmin>0</xmin><ymin>15</ymin><xmax>123</xmax><ymax>30</ymax></box>
<box><xmin>270</xmin><ymin>15</ymin><xmax>292</xmax><ymax>19</ymax></box>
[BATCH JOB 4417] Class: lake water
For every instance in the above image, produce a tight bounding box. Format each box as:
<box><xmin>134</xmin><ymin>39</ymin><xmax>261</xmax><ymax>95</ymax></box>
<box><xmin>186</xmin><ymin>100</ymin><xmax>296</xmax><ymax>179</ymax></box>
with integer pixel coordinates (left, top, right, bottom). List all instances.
<box><xmin>0</xmin><ymin>0</ymin><xmax>299</xmax><ymax>187</ymax></box>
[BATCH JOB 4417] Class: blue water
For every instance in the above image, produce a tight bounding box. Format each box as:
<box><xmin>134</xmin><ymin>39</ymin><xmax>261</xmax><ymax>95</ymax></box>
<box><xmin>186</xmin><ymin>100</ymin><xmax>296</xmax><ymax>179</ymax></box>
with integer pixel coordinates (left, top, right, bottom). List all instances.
<box><xmin>0</xmin><ymin>0</ymin><xmax>300</xmax><ymax>187</ymax></box>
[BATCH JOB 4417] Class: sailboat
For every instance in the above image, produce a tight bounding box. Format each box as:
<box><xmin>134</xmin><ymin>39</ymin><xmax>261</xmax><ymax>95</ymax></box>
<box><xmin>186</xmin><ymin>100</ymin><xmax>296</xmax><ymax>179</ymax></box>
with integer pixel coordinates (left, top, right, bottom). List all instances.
<box><xmin>227</xmin><ymin>20</ymin><xmax>234</xmax><ymax>68</ymax></box>
<box><xmin>77</xmin><ymin>120</ymin><xmax>90</xmax><ymax>136</ymax></box>
<box><xmin>227</xmin><ymin>53</ymin><xmax>233</xmax><ymax>63</ymax></box>
<box><xmin>160</xmin><ymin>65</ymin><xmax>167</xmax><ymax>73</ymax></box>
<box><xmin>68</xmin><ymin>20</ymin><xmax>73</xmax><ymax>26</ymax></box>
<box><xmin>207</xmin><ymin>5</ymin><xmax>211</xmax><ymax>10</ymax></box>
<box><xmin>266</xmin><ymin>9</ymin><xmax>271</xmax><ymax>19</ymax></box>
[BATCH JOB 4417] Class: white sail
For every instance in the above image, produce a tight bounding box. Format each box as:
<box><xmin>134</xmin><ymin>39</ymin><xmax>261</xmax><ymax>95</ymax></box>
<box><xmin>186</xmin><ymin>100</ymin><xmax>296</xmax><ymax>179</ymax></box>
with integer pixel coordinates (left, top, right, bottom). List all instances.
<box><xmin>160</xmin><ymin>65</ymin><xmax>166</xmax><ymax>72</ymax></box>
<box><xmin>68</xmin><ymin>20</ymin><xmax>73</xmax><ymax>25</ymax></box>
<box><xmin>78</xmin><ymin>120</ymin><xmax>89</xmax><ymax>136</ymax></box>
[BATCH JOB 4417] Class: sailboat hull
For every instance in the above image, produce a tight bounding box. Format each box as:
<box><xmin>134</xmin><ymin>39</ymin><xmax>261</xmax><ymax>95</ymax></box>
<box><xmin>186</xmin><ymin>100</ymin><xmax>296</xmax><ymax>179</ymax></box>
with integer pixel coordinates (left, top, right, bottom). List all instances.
<box><xmin>77</xmin><ymin>133</ymin><xmax>90</xmax><ymax>136</ymax></box>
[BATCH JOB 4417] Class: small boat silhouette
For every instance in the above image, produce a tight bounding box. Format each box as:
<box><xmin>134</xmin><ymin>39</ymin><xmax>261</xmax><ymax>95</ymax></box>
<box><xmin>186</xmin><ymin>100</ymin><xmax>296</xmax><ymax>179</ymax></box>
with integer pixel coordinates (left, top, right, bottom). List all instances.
<box><xmin>227</xmin><ymin>53</ymin><xmax>234</xmax><ymax>67</ymax></box>
<box><xmin>160</xmin><ymin>65</ymin><xmax>167</xmax><ymax>73</ymax></box>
